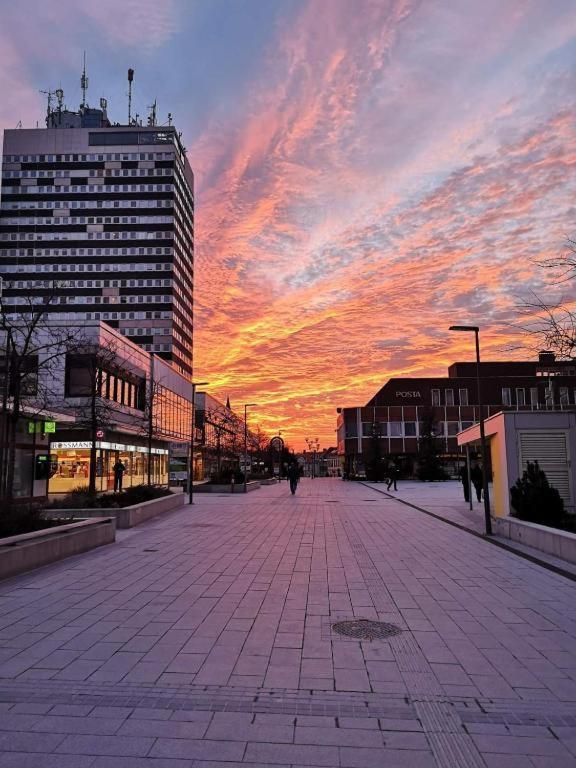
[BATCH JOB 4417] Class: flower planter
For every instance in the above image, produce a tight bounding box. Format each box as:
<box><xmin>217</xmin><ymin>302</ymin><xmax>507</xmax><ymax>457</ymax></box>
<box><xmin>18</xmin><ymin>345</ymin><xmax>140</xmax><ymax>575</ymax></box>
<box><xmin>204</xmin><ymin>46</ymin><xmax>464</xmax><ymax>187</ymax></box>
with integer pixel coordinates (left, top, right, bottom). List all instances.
<box><xmin>0</xmin><ymin>518</ymin><xmax>116</xmax><ymax>581</ymax></box>
<box><xmin>492</xmin><ymin>516</ymin><xmax>576</xmax><ymax>565</ymax></box>
<box><xmin>193</xmin><ymin>481</ymin><xmax>261</xmax><ymax>494</ymax></box>
<box><xmin>43</xmin><ymin>491</ymin><xmax>185</xmax><ymax>529</ymax></box>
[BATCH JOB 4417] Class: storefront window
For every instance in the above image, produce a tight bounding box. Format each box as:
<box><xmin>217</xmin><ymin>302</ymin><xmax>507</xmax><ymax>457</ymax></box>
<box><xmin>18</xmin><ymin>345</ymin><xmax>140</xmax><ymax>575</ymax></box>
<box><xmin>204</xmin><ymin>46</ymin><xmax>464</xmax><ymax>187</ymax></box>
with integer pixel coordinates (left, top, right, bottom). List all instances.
<box><xmin>48</xmin><ymin>442</ymin><xmax>169</xmax><ymax>493</ymax></box>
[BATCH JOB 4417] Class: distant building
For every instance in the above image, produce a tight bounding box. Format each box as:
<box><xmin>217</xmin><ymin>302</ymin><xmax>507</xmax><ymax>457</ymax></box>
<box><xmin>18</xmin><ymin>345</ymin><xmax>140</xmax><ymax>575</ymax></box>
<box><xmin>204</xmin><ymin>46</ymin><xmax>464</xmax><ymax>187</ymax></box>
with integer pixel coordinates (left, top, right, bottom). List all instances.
<box><xmin>1</xmin><ymin>82</ymin><xmax>194</xmax><ymax>378</ymax></box>
<box><xmin>337</xmin><ymin>352</ymin><xmax>576</xmax><ymax>479</ymax></box>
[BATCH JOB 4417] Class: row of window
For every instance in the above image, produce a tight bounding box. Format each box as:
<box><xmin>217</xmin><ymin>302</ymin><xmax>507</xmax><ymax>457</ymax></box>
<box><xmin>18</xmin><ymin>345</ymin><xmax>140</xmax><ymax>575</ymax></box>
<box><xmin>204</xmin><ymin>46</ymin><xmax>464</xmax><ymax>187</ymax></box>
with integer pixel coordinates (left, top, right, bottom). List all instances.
<box><xmin>501</xmin><ymin>386</ymin><xmax>575</xmax><ymax>407</ymax></box>
<box><xmin>360</xmin><ymin>421</ymin><xmax>475</xmax><ymax>438</ymax></box>
<box><xmin>0</xmin><ymin>231</ymin><xmax>173</xmax><ymax>241</ymax></box>
<box><xmin>2</xmin><ymin>294</ymin><xmax>173</xmax><ymax>306</ymax></box>
<box><xmin>1</xmin><ymin>199</ymin><xmax>173</xmax><ymax>210</ymax></box>
<box><xmin>1</xmin><ymin>215</ymin><xmax>173</xmax><ymax>225</ymax></box>
<box><xmin>1</xmin><ymin>262</ymin><xmax>172</xmax><ymax>274</ymax></box>
<box><xmin>1</xmin><ymin>247</ymin><xmax>173</xmax><ymax>258</ymax></box>
<box><xmin>431</xmin><ymin>388</ymin><xmax>468</xmax><ymax>406</ymax></box>
<box><xmin>7</xmin><ymin>278</ymin><xmax>172</xmax><ymax>290</ymax></box>
<box><xmin>120</xmin><ymin>327</ymin><xmax>171</xmax><ymax>337</ymax></box>
<box><xmin>3</xmin><ymin>152</ymin><xmax>174</xmax><ymax>163</ymax></box>
<box><xmin>1</xmin><ymin>183</ymin><xmax>174</xmax><ymax>195</ymax></box>
<box><xmin>3</xmin><ymin>168</ymin><xmax>173</xmax><ymax>180</ymax></box>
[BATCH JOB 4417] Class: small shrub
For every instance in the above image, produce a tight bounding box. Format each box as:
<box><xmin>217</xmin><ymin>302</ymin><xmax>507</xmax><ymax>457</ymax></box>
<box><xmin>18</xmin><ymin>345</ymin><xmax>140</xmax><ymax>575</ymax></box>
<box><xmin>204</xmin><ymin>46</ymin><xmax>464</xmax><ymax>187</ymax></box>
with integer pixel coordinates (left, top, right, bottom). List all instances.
<box><xmin>48</xmin><ymin>484</ymin><xmax>171</xmax><ymax>510</ymax></box>
<box><xmin>0</xmin><ymin>504</ymin><xmax>61</xmax><ymax>538</ymax></box>
<box><xmin>510</xmin><ymin>461</ymin><xmax>573</xmax><ymax>531</ymax></box>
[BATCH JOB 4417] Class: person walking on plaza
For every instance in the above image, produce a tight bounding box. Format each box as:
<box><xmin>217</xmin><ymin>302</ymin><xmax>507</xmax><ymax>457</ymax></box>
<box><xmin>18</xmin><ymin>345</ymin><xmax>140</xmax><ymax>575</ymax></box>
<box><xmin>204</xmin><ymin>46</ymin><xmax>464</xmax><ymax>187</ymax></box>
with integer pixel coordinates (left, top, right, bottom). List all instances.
<box><xmin>471</xmin><ymin>464</ymin><xmax>483</xmax><ymax>503</ymax></box>
<box><xmin>286</xmin><ymin>462</ymin><xmax>300</xmax><ymax>495</ymax></box>
<box><xmin>459</xmin><ymin>464</ymin><xmax>470</xmax><ymax>503</ymax></box>
<box><xmin>386</xmin><ymin>463</ymin><xmax>399</xmax><ymax>491</ymax></box>
<box><xmin>113</xmin><ymin>458</ymin><xmax>126</xmax><ymax>492</ymax></box>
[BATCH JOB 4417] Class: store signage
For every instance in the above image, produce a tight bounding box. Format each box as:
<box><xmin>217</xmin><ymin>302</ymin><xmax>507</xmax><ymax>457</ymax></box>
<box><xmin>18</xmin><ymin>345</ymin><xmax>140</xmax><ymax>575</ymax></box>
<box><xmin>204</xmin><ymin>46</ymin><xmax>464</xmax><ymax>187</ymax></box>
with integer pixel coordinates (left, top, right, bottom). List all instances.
<box><xmin>51</xmin><ymin>441</ymin><xmax>91</xmax><ymax>450</ymax></box>
<box><xmin>50</xmin><ymin>440</ymin><xmax>169</xmax><ymax>455</ymax></box>
<box><xmin>44</xmin><ymin>421</ymin><xmax>56</xmax><ymax>434</ymax></box>
<box><xmin>395</xmin><ymin>391</ymin><xmax>421</xmax><ymax>398</ymax></box>
<box><xmin>96</xmin><ymin>429</ymin><xmax>105</xmax><ymax>438</ymax></box>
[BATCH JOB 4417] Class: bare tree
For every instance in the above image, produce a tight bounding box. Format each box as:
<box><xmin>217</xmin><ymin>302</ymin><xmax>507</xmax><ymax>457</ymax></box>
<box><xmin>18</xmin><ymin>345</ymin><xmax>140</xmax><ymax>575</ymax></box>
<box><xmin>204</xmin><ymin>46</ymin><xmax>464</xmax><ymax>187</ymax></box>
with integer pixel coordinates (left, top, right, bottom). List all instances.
<box><xmin>0</xmin><ymin>287</ymin><xmax>80</xmax><ymax>502</ymax></box>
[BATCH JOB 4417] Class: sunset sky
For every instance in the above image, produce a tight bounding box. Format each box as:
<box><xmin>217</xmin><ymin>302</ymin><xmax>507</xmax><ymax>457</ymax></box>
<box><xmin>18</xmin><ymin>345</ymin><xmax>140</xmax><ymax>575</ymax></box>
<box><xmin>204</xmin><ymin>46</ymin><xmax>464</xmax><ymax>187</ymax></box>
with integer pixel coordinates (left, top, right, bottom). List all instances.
<box><xmin>1</xmin><ymin>0</ymin><xmax>575</xmax><ymax>449</ymax></box>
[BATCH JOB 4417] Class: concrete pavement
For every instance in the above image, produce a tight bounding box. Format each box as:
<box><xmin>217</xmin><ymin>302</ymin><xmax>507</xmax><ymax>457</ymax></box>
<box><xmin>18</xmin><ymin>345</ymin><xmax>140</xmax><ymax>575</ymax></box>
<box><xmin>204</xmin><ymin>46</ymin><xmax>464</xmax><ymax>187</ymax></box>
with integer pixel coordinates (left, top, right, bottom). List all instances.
<box><xmin>0</xmin><ymin>478</ymin><xmax>575</xmax><ymax>766</ymax></box>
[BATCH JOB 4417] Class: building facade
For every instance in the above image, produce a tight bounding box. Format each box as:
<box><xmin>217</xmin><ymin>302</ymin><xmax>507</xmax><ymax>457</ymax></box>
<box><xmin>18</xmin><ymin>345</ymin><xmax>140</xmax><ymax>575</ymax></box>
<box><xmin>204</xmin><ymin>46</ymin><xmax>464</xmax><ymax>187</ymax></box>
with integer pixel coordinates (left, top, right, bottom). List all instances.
<box><xmin>1</xmin><ymin>105</ymin><xmax>194</xmax><ymax>377</ymax></box>
<box><xmin>337</xmin><ymin>353</ymin><xmax>576</xmax><ymax>479</ymax></box>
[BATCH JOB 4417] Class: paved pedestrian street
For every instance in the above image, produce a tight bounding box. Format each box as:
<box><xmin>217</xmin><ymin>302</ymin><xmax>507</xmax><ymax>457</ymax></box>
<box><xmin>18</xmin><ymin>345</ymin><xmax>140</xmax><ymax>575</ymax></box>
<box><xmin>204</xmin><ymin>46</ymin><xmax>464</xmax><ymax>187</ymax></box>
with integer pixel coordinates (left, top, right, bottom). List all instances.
<box><xmin>0</xmin><ymin>479</ymin><xmax>576</xmax><ymax>768</ymax></box>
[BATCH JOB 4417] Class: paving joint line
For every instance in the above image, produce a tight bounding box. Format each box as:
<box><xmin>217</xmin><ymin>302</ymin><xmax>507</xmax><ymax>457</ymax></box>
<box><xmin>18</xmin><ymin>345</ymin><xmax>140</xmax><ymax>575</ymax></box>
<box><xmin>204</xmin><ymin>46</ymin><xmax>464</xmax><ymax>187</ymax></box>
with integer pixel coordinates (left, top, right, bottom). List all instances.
<box><xmin>359</xmin><ymin>481</ymin><xmax>576</xmax><ymax>582</ymax></box>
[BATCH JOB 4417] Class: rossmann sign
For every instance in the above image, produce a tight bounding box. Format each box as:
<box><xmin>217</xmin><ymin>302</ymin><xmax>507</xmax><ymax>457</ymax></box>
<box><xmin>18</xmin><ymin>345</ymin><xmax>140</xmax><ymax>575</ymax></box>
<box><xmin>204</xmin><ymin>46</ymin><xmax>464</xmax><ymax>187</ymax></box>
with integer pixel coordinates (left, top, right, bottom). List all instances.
<box><xmin>395</xmin><ymin>391</ymin><xmax>421</xmax><ymax>398</ymax></box>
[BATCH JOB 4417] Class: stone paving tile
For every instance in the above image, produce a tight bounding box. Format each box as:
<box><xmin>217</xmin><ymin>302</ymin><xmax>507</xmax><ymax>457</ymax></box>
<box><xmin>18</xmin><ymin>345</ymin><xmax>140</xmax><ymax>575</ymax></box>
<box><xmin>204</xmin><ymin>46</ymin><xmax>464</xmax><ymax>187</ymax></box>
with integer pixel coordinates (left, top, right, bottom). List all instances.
<box><xmin>1</xmin><ymin>480</ymin><xmax>576</xmax><ymax>766</ymax></box>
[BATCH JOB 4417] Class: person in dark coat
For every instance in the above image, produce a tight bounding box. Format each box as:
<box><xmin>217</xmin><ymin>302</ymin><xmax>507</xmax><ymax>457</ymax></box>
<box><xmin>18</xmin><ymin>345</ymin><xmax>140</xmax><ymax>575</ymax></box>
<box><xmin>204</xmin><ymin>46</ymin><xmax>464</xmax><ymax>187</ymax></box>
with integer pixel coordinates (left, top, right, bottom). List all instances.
<box><xmin>286</xmin><ymin>463</ymin><xmax>300</xmax><ymax>495</ymax></box>
<box><xmin>113</xmin><ymin>459</ymin><xmax>126</xmax><ymax>492</ymax></box>
<box><xmin>470</xmin><ymin>464</ymin><xmax>483</xmax><ymax>503</ymax></box>
<box><xmin>386</xmin><ymin>463</ymin><xmax>399</xmax><ymax>491</ymax></box>
<box><xmin>459</xmin><ymin>464</ymin><xmax>470</xmax><ymax>503</ymax></box>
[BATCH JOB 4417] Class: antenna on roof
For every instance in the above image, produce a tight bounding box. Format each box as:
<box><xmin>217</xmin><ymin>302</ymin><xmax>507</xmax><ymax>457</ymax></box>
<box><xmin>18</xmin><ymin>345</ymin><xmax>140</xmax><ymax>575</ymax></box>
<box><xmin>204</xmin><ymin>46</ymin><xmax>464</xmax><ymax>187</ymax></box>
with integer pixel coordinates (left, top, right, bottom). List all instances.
<box><xmin>39</xmin><ymin>88</ymin><xmax>56</xmax><ymax>126</ymax></box>
<box><xmin>80</xmin><ymin>51</ymin><xmax>89</xmax><ymax>109</ymax></box>
<box><xmin>167</xmin><ymin>112</ymin><xmax>172</xmax><ymax>126</ymax></box>
<box><xmin>127</xmin><ymin>68</ymin><xmax>134</xmax><ymax>124</ymax></box>
<box><xmin>147</xmin><ymin>98</ymin><xmax>157</xmax><ymax>127</ymax></box>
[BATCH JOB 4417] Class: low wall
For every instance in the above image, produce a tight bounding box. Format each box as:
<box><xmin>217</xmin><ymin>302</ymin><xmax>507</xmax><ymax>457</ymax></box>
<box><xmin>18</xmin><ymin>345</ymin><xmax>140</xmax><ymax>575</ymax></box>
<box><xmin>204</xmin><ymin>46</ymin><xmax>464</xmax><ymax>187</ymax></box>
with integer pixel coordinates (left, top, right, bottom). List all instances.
<box><xmin>194</xmin><ymin>482</ymin><xmax>261</xmax><ymax>494</ymax></box>
<box><xmin>492</xmin><ymin>516</ymin><xmax>576</xmax><ymax>565</ymax></box>
<box><xmin>44</xmin><ymin>492</ymin><xmax>185</xmax><ymax>529</ymax></box>
<box><xmin>0</xmin><ymin>518</ymin><xmax>116</xmax><ymax>581</ymax></box>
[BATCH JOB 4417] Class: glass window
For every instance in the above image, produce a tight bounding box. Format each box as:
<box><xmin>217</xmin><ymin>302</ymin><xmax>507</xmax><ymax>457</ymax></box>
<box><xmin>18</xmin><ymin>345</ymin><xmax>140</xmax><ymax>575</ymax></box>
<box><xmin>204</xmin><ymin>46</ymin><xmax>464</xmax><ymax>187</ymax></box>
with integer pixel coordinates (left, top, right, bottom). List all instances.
<box><xmin>389</xmin><ymin>422</ymin><xmax>402</xmax><ymax>437</ymax></box>
<box><xmin>404</xmin><ymin>422</ymin><xmax>417</xmax><ymax>437</ymax></box>
<box><xmin>545</xmin><ymin>386</ymin><xmax>554</xmax><ymax>406</ymax></box>
<box><xmin>560</xmin><ymin>387</ymin><xmax>569</xmax><ymax>406</ymax></box>
<box><xmin>431</xmin><ymin>389</ymin><xmax>441</xmax><ymax>406</ymax></box>
<box><xmin>445</xmin><ymin>389</ymin><xmax>454</xmax><ymax>406</ymax></box>
<box><xmin>446</xmin><ymin>421</ymin><xmax>460</xmax><ymax>436</ymax></box>
<box><xmin>516</xmin><ymin>388</ymin><xmax>526</xmax><ymax>406</ymax></box>
<box><xmin>502</xmin><ymin>388</ymin><xmax>512</xmax><ymax>406</ymax></box>
<box><xmin>459</xmin><ymin>388</ymin><xmax>468</xmax><ymax>406</ymax></box>
<box><xmin>362</xmin><ymin>422</ymin><xmax>374</xmax><ymax>437</ymax></box>
<box><xmin>530</xmin><ymin>387</ymin><xmax>538</xmax><ymax>406</ymax></box>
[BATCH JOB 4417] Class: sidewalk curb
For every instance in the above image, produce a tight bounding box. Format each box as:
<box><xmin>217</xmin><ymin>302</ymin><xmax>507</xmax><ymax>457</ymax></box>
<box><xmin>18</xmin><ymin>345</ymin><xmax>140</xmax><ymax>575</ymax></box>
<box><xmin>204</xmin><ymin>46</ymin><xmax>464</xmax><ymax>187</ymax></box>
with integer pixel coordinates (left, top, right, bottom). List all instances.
<box><xmin>359</xmin><ymin>482</ymin><xmax>576</xmax><ymax>583</ymax></box>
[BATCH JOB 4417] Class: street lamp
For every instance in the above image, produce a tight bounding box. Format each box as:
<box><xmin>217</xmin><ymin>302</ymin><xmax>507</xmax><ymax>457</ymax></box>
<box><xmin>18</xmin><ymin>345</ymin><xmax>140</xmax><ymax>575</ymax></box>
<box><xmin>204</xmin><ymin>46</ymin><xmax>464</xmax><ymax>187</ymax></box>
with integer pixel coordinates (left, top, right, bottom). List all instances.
<box><xmin>449</xmin><ymin>325</ymin><xmax>492</xmax><ymax>535</ymax></box>
<box><xmin>243</xmin><ymin>403</ymin><xmax>257</xmax><ymax>492</ymax></box>
<box><xmin>305</xmin><ymin>437</ymin><xmax>320</xmax><ymax>478</ymax></box>
<box><xmin>189</xmin><ymin>381</ymin><xmax>208</xmax><ymax>505</ymax></box>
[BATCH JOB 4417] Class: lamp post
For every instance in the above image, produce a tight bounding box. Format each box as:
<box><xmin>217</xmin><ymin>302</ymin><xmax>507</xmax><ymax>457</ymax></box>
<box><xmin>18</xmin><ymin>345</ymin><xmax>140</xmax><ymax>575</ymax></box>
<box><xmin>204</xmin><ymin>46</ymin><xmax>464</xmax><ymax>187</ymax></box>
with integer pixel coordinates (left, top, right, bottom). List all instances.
<box><xmin>449</xmin><ymin>325</ymin><xmax>492</xmax><ymax>535</ymax></box>
<box><xmin>305</xmin><ymin>437</ymin><xmax>320</xmax><ymax>478</ymax></box>
<box><xmin>189</xmin><ymin>381</ymin><xmax>208</xmax><ymax>505</ymax></box>
<box><xmin>243</xmin><ymin>403</ymin><xmax>257</xmax><ymax>492</ymax></box>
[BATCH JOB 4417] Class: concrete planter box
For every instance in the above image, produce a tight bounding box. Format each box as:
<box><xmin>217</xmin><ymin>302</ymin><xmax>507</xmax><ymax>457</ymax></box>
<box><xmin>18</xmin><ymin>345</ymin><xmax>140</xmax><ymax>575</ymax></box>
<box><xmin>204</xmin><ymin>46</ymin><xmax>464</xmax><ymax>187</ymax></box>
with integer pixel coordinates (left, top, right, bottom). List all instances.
<box><xmin>492</xmin><ymin>515</ymin><xmax>576</xmax><ymax>565</ymax></box>
<box><xmin>194</xmin><ymin>481</ymin><xmax>261</xmax><ymax>494</ymax></box>
<box><xmin>43</xmin><ymin>492</ymin><xmax>185</xmax><ymax>529</ymax></box>
<box><xmin>0</xmin><ymin>517</ymin><xmax>116</xmax><ymax>582</ymax></box>
<box><xmin>260</xmin><ymin>478</ymin><xmax>279</xmax><ymax>485</ymax></box>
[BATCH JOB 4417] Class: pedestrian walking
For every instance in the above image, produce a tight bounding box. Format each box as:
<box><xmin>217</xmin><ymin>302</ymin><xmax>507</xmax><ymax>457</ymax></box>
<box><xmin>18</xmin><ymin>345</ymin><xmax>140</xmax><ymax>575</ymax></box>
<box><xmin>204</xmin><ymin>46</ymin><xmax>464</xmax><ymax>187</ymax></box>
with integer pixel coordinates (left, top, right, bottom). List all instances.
<box><xmin>386</xmin><ymin>463</ymin><xmax>399</xmax><ymax>491</ymax></box>
<box><xmin>286</xmin><ymin>463</ymin><xmax>300</xmax><ymax>495</ymax></box>
<box><xmin>113</xmin><ymin>458</ymin><xmax>126</xmax><ymax>492</ymax></box>
<box><xmin>470</xmin><ymin>464</ymin><xmax>483</xmax><ymax>503</ymax></box>
<box><xmin>459</xmin><ymin>464</ymin><xmax>470</xmax><ymax>503</ymax></box>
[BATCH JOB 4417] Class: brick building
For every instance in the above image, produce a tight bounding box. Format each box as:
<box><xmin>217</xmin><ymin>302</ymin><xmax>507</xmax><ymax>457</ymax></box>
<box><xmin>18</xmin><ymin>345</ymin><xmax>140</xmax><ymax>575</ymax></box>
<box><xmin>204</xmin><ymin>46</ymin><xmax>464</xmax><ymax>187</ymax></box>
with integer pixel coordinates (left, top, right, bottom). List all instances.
<box><xmin>337</xmin><ymin>352</ymin><xmax>576</xmax><ymax>479</ymax></box>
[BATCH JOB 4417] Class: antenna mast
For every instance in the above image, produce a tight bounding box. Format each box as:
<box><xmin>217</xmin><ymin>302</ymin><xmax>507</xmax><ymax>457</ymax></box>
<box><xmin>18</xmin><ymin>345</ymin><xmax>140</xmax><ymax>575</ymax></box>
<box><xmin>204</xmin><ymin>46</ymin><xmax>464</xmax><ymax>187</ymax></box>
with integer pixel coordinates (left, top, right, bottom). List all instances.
<box><xmin>80</xmin><ymin>51</ymin><xmax>89</xmax><ymax>109</ymax></box>
<box><xmin>39</xmin><ymin>89</ymin><xmax>56</xmax><ymax>126</ymax></box>
<box><xmin>127</xmin><ymin>68</ymin><xmax>134</xmax><ymax>124</ymax></box>
<box><xmin>147</xmin><ymin>99</ymin><xmax>157</xmax><ymax>127</ymax></box>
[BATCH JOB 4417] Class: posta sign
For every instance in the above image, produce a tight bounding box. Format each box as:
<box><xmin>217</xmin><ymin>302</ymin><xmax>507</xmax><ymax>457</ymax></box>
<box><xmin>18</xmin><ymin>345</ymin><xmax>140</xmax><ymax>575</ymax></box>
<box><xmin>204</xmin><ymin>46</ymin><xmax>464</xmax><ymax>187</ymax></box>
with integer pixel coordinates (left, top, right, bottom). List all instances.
<box><xmin>395</xmin><ymin>391</ymin><xmax>421</xmax><ymax>398</ymax></box>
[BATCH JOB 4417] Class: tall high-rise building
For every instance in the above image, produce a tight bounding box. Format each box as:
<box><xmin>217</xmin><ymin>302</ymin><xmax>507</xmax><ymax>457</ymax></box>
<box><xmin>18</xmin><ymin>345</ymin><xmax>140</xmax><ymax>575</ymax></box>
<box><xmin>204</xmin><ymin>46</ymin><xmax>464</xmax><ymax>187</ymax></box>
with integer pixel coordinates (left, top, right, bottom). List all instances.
<box><xmin>0</xmin><ymin>91</ymin><xmax>194</xmax><ymax>377</ymax></box>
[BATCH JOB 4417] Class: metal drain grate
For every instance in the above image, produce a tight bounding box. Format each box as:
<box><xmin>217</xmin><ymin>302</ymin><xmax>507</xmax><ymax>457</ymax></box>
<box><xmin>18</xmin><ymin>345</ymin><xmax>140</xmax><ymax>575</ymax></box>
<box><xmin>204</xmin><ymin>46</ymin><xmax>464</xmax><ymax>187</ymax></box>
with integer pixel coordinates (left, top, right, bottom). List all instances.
<box><xmin>332</xmin><ymin>619</ymin><xmax>402</xmax><ymax>641</ymax></box>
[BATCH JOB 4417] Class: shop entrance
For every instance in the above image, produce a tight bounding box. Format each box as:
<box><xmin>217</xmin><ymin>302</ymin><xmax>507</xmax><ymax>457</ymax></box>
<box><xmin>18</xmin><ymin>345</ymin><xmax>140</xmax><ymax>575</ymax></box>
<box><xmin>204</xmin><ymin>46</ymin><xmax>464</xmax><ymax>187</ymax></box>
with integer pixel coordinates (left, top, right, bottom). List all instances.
<box><xmin>48</xmin><ymin>441</ymin><xmax>168</xmax><ymax>493</ymax></box>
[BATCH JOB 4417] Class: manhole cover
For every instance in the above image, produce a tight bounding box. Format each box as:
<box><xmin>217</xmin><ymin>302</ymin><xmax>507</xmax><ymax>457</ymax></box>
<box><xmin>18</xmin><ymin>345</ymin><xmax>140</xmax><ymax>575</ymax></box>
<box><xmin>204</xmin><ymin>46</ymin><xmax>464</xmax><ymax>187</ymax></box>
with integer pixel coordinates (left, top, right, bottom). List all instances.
<box><xmin>331</xmin><ymin>619</ymin><xmax>402</xmax><ymax>641</ymax></box>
